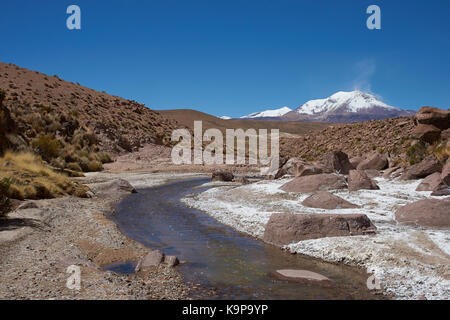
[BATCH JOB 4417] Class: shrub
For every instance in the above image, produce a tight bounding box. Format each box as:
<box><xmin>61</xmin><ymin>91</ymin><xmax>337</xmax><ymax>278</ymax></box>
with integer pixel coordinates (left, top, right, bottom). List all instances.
<box><xmin>66</xmin><ymin>162</ymin><xmax>82</xmax><ymax>172</ymax></box>
<box><xmin>0</xmin><ymin>178</ymin><xmax>11</xmax><ymax>216</ymax></box>
<box><xmin>87</xmin><ymin>160</ymin><xmax>103</xmax><ymax>172</ymax></box>
<box><xmin>406</xmin><ymin>141</ymin><xmax>428</xmax><ymax>165</ymax></box>
<box><xmin>32</xmin><ymin>135</ymin><xmax>60</xmax><ymax>161</ymax></box>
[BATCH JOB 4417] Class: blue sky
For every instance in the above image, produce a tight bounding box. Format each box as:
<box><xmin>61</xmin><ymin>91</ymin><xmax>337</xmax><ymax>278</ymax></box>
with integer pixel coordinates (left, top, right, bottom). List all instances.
<box><xmin>1</xmin><ymin>1</ymin><xmax>449</xmax><ymax>117</ymax></box>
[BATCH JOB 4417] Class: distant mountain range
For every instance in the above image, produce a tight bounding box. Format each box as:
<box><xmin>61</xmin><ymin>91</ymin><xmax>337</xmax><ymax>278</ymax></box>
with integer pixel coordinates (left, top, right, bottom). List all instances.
<box><xmin>237</xmin><ymin>91</ymin><xmax>415</xmax><ymax>122</ymax></box>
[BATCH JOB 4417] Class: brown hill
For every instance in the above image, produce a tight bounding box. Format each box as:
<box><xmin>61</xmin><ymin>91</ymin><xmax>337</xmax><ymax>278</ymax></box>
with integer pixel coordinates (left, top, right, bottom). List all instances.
<box><xmin>0</xmin><ymin>62</ymin><xmax>179</xmax><ymax>173</ymax></box>
<box><xmin>158</xmin><ymin>109</ymin><xmax>330</xmax><ymax>135</ymax></box>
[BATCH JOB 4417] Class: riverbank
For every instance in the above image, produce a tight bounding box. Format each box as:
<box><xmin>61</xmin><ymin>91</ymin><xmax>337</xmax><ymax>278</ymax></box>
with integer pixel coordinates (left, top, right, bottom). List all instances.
<box><xmin>0</xmin><ymin>172</ymin><xmax>203</xmax><ymax>299</ymax></box>
<box><xmin>182</xmin><ymin>177</ymin><xmax>450</xmax><ymax>300</ymax></box>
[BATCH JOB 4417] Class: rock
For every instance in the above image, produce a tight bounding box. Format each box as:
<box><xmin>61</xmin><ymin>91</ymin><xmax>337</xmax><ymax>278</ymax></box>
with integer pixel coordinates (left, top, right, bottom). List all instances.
<box><xmin>442</xmin><ymin>162</ymin><xmax>450</xmax><ymax>185</ymax></box>
<box><xmin>279</xmin><ymin>174</ymin><xmax>347</xmax><ymax>193</ymax></box>
<box><xmin>382</xmin><ymin>166</ymin><xmax>401</xmax><ymax>179</ymax></box>
<box><xmin>301</xmin><ymin>191</ymin><xmax>360</xmax><ymax>209</ymax></box>
<box><xmin>395</xmin><ymin>198</ymin><xmax>450</xmax><ymax>229</ymax></box>
<box><xmin>233</xmin><ymin>176</ymin><xmax>250</xmax><ymax>184</ymax></box>
<box><xmin>272</xmin><ymin>269</ymin><xmax>333</xmax><ymax>287</ymax></box>
<box><xmin>94</xmin><ymin>179</ymin><xmax>137</xmax><ymax>196</ymax></box>
<box><xmin>86</xmin><ymin>191</ymin><xmax>95</xmax><ymax>198</ymax></box>
<box><xmin>16</xmin><ymin>201</ymin><xmax>39</xmax><ymax>210</ymax></box>
<box><xmin>416</xmin><ymin>172</ymin><xmax>442</xmax><ymax>191</ymax></box>
<box><xmin>441</xmin><ymin>128</ymin><xmax>450</xmax><ymax>140</ymax></box>
<box><xmin>320</xmin><ymin>151</ymin><xmax>354</xmax><ymax>174</ymax></box>
<box><xmin>412</xmin><ymin>124</ymin><xmax>441</xmax><ymax>144</ymax></box>
<box><xmin>263</xmin><ymin>213</ymin><xmax>376</xmax><ymax>246</ymax></box>
<box><xmin>401</xmin><ymin>155</ymin><xmax>443</xmax><ymax>180</ymax></box>
<box><xmin>295</xmin><ymin>164</ymin><xmax>323</xmax><ymax>177</ymax></box>
<box><xmin>357</xmin><ymin>153</ymin><xmax>388</xmax><ymax>171</ymax></box>
<box><xmin>348</xmin><ymin>170</ymin><xmax>380</xmax><ymax>192</ymax></box>
<box><xmin>415</xmin><ymin>107</ymin><xmax>450</xmax><ymax>130</ymax></box>
<box><xmin>164</xmin><ymin>255</ymin><xmax>180</xmax><ymax>267</ymax></box>
<box><xmin>211</xmin><ymin>170</ymin><xmax>234</xmax><ymax>182</ymax></box>
<box><xmin>274</xmin><ymin>157</ymin><xmax>305</xmax><ymax>179</ymax></box>
<box><xmin>135</xmin><ymin>249</ymin><xmax>165</xmax><ymax>272</ymax></box>
<box><xmin>364</xmin><ymin>169</ymin><xmax>380</xmax><ymax>179</ymax></box>
<box><xmin>349</xmin><ymin>156</ymin><xmax>364</xmax><ymax>168</ymax></box>
<box><xmin>431</xmin><ymin>184</ymin><xmax>450</xmax><ymax>196</ymax></box>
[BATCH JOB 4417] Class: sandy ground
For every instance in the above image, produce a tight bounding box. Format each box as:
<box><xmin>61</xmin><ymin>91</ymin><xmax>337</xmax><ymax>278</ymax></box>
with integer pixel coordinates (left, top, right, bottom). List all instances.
<box><xmin>0</xmin><ymin>172</ymin><xmax>203</xmax><ymax>300</ymax></box>
<box><xmin>182</xmin><ymin>177</ymin><xmax>450</xmax><ymax>300</ymax></box>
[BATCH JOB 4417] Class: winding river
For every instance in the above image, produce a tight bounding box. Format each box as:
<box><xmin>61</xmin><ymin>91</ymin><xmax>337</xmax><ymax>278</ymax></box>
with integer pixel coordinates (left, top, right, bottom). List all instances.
<box><xmin>110</xmin><ymin>178</ymin><xmax>381</xmax><ymax>300</ymax></box>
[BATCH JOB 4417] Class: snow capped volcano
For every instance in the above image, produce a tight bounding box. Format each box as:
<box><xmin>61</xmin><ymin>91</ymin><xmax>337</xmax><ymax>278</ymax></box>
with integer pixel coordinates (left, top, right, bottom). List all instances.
<box><xmin>296</xmin><ymin>90</ymin><xmax>397</xmax><ymax>115</ymax></box>
<box><xmin>241</xmin><ymin>106</ymin><xmax>292</xmax><ymax>119</ymax></box>
<box><xmin>283</xmin><ymin>90</ymin><xmax>415</xmax><ymax>122</ymax></box>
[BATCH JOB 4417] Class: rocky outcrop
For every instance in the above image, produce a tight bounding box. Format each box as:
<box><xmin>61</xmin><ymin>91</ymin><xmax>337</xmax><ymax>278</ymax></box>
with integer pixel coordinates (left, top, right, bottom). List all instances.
<box><xmin>320</xmin><ymin>151</ymin><xmax>354</xmax><ymax>174</ymax></box>
<box><xmin>401</xmin><ymin>155</ymin><xmax>443</xmax><ymax>180</ymax></box>
<box><xmin>395</xmin><ymin>198</ymin><xmax>450</xmax><ymax>229</ymax></box>
<box><xmin>274</xmin><ymin>157</ymin><xmax>305</xmax><ymax>179</ymax></box>
<box><xmin>349</xmin><ymin>156</ymin><xmax>364</xmax><ymax>168</ymax></box>
<box><xmin>357</xmin><ymin>153</ymin><xmax>388</xmax><ymax>171</ymax></box>
<box><xmin>211</xmin><ymin>170</ymin><xmax>234</xmax><ymax>182</ymax></box>
<box><xmin>415</xmin><ymin>107</ymin><xmax>450</xmax><ymax>130</ymax></box>
<box><xmin>263</xmin><ymin>213</ymin><xmax>376</xmax><ymax>246</ymax></box>
<box><xmin>301</xmin><ymin>191</ymin><xmax>360</xmax><ymax>209</ymax></box>
<box><xmin>348</xmin><ymin>170</ymin><xmax>380</xmax><ymax>192</ymax></box>
<box><xmin>279</xmin><ymin>174</ymin><xmax>347</xmax><ymax>193</ymax></box>
<box><xmin>295</xmin><ymin>163</ymin><xmax>323</xmax><ymax>177</ymax></box>
<box><xmin>382</xmin><ymin>166</ymin><xmax>401</xmax><ymax>179</ymax></box>
<box><xmin>416</xmin><ymin>172</ymin><xmax>442</xmax><ymax>191</ymax></box>
<box><xmin>412</xmin><ymin>124</ymin><xmax>441</xmax><ymax>144</ymax></box>
<box><xmin>271</xmin><ymin>269</ymin><xmax>333</xmax><ymax>287</ymax></box>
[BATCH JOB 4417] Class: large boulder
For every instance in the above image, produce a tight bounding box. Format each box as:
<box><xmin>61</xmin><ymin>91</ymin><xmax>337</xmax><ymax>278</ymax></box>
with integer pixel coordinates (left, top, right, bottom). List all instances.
<box><xmin>431</xmin><ymin>185</ymin><xmax>450</xmax><ymax>196</ymax></box>
<box><xmin>264</xmin><ymin>213</ymin><xmax>376</xmax><ymax>246</ymax></box>
<box><xmin>364</xmin><ymin>169</ymin><xmax>380</xmax><ymax>179</ymax></box>
<box><xmin>279</xmin><ymin>174</ymin><xmax>347</xmax><ymax>193</ymax></box>
<box><xmin>211</xmin><ymin>170</ymin><xmax>234</xmax><ymax>182</ymax></box>
<box><xmin>357</xmin><ymin>153</ymin><xmax>388</xmax><ymax>171</ymax></box>
<box><xmin>320</xmin><ymin>151</ymin><xmax>354</xmax><ymax>174</ymax></box>
<box><xmin>295</xmin><ymin>164</ymin><xmax>323</xmax><ymax>177</ymax></box>
<box><xmin>301</xmin><ymin>191</ymin><xmax>360</xmax><ymax>209</ymax></box>
<box><xmin>274</xmin><ymin>157</ymin><xmax>305</xmax><ymax>179</ymax></box>
<box><xmin>401</xmin><ymin>155</ymin><xmax>443</xmax><ymax>180</ymax></box>
<box><xmin>382</xmin><ymin>166</ymin><xmax>401</xmax><ymax>179</ymax></box>
<box><xmin>395</xmin><ymin>198</ymin><xmax>450</xmax><ymax>229</ymax></box>
<box><xmin>415</xmin><ymin>172</ymin><xmax>443</xmax><ymax>191</ymax></box>
<box><xmin>93</xmin><ymin>179</ymin><xmax>137</xmax><ymax>196</ymax></box>
<box><xmin>348</xmin><ymin>170</ymin><xmax>380</xmax><ymax>192</ymax></box>
<box><xmin>412</xmin><ymin>124</ymin><xmax>441</xmax><ymax>144</ymax></box>
<box><xmin>415</xmin><ymin>107</ymin><xmax>450</xmax><ymax>130</ymax></box>
<box><xmin>349</xmin><ymin>156</ymin><xmax>364</xmax><ymax>169</ymax></box>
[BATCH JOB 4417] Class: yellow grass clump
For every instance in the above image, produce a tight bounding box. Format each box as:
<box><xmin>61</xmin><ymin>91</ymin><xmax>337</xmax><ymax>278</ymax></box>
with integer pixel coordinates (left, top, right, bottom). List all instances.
<box><xmin>0</xmin><ymin>151</ymin><xmax>89</xmax><ymax>200</ymax></box>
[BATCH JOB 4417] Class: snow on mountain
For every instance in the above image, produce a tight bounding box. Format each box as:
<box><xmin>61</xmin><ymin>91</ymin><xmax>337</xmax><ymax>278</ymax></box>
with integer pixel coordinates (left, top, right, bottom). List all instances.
<box><xmin>296</xmin><ymin>90</ymin><xmax>398</xmax><ymax>115</ymax></box>
<box><xmin>219</xmin><ymin>116</ymin><xmax>231</xmax><ymax>120</ymax></box>
<box><xmin>241</xmin><ymin>106</ymin><xmax>292</xmax><ymax>119</ymax></box>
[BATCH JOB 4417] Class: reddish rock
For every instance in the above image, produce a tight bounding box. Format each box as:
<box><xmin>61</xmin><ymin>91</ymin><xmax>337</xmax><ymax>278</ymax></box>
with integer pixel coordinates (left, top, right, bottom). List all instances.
<box><xmin>431</xmin><ymin>184</ymin><xmax>450</xmax><ymax>196</ymax></box>
<box><xmin>442</xmin><ymin>162</ymin><xmax>450</xmax><ymax>185</ymax></box>
<box><xmin>320</xmin><ymin>151</ymin><xmax>354</xmax><ymax>174</ymax></box>
<box><xmin>412</xmin><ymin>124</ymin><xmax>441</xmax><ymax>144</ymax></box>
<box><xmin>357</xmin><ymin>153</ymin><xmax>388</xmax><ymax>171</ymax></box>
<box><xmin>279</xmin><ymin>174</ymin><xmax>347</xmax><ymax>193</ymax></box>
<box><xmin>348</xmin><ymin>170</ymin><xmax>380</xmax><ymax>192</ymax></box>
<box><xmin>395</xmin><ymin>198</ymin><xmax>450</xmax><ymax>229</ymax></box>
<box><xmin>164</xmin><ymin>255</ymin><xmax>180</xmax><ymax>267</ymax></box>
<box><xmin>301</xmin><ymin>191</ymin><xmax>360</xmax><ymax>209</ymax></box>
<box><xmin>272</xmin><ymin>269</ymin><xmax>334</xmax><ymax>287</ymax></box>
<box><xmin>135</xmin><ymin>249</ymin><xmax>165</xmax><ymax>272</ymax></box>
<box><xmin>416</xmin><ymin>172</ymin><xmax>443</xmax><ymax>191</ymax></box>
<box><xmin>415</xmin><ymin>107</ymin><xmax>450</xmax><ymax>130</ymax></box>
<box><xmin>275</xmin><ymin>157</ymin><xmax>305</xmax><ymax>179</ymax></box>
<box><xmin>382</xmin><ymin>167</ymin><xmax>401</xmax><ymax>179</ymax></box>
<box><xmin>401</xmin><ymin>155</ymin><xmax>443</xmax><ymax>180</ymax></box>
<box><xmin>263</xmin><ymin>213</ymin><xmax>376</xmax><ymax>246</ymax></box>
<box><xmin>441</xmin><ymin>128</ymin><xmax>450</xmax><ymax>140</ymax></box>
<box><xmin>211</xmin><ymin>170</ymin><xmax>234</xmax><ymax>182</ymax></box>
<box><xmin>349</xmin><ymin>156</ymin><xmax>364</xmax><ymax>168</ymax></box>
<box><xmin>295</xmin><ymin>164</ymin><xmax>323</xmax><ymax>177</ymax></box>
<box><xmin>364</xmin><ymin>169</ymin><xmax>380</xmax><ymax>179</ymax></box>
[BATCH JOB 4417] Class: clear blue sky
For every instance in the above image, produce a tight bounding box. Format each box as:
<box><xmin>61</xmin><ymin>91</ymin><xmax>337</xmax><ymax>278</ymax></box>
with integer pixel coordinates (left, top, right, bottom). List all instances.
<box><xmin>1</xmin><ymin>0</ymin><xmax>449</xmax><ymax>117</ymax></box>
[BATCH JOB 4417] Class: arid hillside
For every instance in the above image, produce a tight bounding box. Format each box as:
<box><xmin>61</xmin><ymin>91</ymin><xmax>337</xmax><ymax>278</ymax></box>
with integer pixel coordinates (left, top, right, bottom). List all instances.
<box><xmin>159</xmin><ymin>109</ymin><xmax>330</xmax><ymax>136</ymax></box>
<box><xmin>0</xmin><ymin>62</ymin><xmax>178</xmax><ymax>157</ymax></box>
